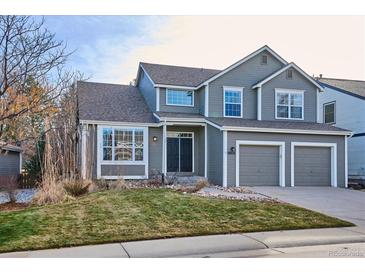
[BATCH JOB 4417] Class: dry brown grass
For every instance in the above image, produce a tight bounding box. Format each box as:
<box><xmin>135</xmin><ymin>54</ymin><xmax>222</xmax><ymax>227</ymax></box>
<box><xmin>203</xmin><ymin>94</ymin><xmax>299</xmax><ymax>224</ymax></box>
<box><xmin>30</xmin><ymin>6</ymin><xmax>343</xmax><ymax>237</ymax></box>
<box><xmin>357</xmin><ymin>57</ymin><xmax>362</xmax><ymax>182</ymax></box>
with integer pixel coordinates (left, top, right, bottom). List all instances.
<box><xmin>32</xmin><ymin>179</ymin><xmax>66</xmax><ymax>205</ymax></box>
<box><xmin>63</xmin><ymin>179</ymin><xmax>91</xmax><ymax>197</ymax></box>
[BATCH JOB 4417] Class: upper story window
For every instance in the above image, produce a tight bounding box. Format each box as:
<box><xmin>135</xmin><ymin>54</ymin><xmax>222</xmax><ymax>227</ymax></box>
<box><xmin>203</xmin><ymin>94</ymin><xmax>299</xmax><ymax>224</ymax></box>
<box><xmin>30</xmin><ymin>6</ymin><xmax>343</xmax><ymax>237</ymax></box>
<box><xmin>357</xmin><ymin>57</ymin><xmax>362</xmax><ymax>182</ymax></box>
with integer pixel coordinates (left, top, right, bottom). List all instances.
<box><xmin>102</xmin><ymin>127</ymin><xmax>145</xmax><ymax>162</ymax></box>
<box><xmin>323</xmin><ymin>102</ymin><xmax>336</xmax><ymax>124</ymax></box>
<box><xmin>286</xmin><ymin>69</ymin><xmax>293</xmax><ymax>79</ymax></box>
<box><xmin>166</xmin><ymin>89</ymin><xmax>194</xmax><ymax>106</ymax></box>
<box><xmin>275</xmin><ymin>89</ymin><xmax>304</xmax><ymax>120</ymax></box>
<box><xmin>223</xmin><ymin>86</ymin><xmax>243</xmax><ymax>118</ymax></box>
<box><xmin>261</xmin><ymin>55</ymin><xmax>268</xmax><ymax>65</ymax></box>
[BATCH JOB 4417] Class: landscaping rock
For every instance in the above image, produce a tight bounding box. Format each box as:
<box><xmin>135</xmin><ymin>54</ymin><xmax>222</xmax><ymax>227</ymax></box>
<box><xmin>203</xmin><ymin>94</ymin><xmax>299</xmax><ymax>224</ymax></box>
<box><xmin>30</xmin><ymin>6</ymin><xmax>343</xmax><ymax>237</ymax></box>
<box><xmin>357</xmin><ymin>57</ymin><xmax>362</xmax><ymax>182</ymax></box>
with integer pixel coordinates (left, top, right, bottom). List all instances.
<box><xmin>0</xmin><ymin>189</ymin><xmax>37</xmax><ymax>204</ymax></box>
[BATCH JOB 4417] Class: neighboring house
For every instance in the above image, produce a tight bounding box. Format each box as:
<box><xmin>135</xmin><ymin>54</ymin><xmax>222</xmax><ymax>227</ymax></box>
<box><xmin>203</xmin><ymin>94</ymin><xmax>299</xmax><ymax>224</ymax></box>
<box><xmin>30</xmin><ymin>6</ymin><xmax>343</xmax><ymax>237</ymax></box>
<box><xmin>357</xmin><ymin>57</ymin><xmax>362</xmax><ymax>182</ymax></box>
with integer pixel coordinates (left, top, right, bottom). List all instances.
<box><xmin>318</xmin><ymin>77</ymin><xmax>365</xmax><ymax>180</ymax></box>
<box><xmin>77</xmin><ymin>45</ymin><xmax>351</xmax><ymax>188</ymax></box>
<box><xmin>0</xmin><ymin>144</ymin><xmax>22</xmax><ymax>186</ymax></box>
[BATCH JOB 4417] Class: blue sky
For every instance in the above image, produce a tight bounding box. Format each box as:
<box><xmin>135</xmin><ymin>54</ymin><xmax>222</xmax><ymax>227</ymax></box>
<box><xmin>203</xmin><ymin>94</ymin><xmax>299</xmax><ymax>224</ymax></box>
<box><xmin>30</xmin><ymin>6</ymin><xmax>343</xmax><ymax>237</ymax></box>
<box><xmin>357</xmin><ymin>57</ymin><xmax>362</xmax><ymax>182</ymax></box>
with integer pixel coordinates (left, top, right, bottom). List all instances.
<box><xmin>41</xmin><ymin>16</ymin><xmax>364</xmax><ymax>83</ymax></box>
<box><xmin>43</xmin><ymin>16</ymin><xmax>168</xmax><ymax>83</ymax></box>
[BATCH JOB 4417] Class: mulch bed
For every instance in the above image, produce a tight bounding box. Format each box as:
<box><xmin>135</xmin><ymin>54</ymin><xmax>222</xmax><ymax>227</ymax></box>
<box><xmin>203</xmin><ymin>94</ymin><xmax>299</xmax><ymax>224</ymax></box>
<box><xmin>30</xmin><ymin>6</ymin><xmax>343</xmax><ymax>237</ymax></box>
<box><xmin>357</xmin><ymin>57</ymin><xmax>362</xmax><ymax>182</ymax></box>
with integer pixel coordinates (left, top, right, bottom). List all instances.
<box><xmin>0</xmin><ymin>202</ymin><xmax>29</xmax><ymax>212</ymax></box>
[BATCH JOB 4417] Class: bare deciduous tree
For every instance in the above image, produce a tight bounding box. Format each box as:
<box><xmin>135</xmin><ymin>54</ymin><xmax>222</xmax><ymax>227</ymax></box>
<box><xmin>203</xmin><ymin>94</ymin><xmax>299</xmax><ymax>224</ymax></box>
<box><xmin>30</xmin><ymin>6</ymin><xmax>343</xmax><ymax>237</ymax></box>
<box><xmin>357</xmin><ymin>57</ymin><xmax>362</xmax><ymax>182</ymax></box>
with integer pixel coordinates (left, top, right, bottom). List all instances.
<box><xmin>0</xmin><ymin>15</ymin><xmax>73</xmax><ymax>143</ymax></box>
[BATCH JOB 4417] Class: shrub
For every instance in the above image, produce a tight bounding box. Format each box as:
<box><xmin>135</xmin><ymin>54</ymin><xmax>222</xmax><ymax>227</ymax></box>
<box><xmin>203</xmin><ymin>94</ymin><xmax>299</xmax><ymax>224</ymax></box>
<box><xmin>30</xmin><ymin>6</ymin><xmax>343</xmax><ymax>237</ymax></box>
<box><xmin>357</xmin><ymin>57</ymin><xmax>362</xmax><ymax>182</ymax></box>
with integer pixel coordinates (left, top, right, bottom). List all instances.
<box><xmin>32</xmin><ymin>180</ymin><xmax>66</xmax><ymax>205</ymax></box>
<box><xmin>193</xmin><ymin>178</ymin><xmax>209</xmax><ymax>192</ymax></box>
<box><xmin>0</xmin><ymin>175</ymin><xmax>19</xmax><ymax>203</ymax></box>
<box><xmin>63</xmin><ymin>179</ymin><xmax>91</xmax><ymax>197</ymax></box>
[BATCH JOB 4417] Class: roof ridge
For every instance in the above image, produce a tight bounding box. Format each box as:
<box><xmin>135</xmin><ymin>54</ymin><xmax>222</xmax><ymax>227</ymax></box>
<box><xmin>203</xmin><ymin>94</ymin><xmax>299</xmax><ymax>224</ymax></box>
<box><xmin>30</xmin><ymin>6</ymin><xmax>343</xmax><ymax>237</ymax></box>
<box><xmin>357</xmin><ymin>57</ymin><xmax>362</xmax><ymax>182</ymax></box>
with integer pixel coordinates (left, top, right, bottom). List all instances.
<box><xmin>77</xmin><ymin>80</ymin><xmax>134</xmax><ymax>88</ymax></box>
<box><xmin>320</xmin><ymin>77</ymin><xmax>365</xmax><ymax>83</ymax></box>
<box><xmin>140</xmin><ymin>62</ymin><xmax>221</xmax><ymax>72</ymax></box>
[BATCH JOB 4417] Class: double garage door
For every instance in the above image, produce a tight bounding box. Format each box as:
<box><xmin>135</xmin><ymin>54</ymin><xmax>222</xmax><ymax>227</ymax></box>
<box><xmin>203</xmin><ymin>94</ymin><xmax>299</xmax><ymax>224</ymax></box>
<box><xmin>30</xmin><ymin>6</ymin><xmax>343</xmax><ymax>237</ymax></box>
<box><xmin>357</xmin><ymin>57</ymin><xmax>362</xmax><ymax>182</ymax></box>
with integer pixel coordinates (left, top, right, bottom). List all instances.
<box><xmin>238</xmin><ymin>144</ymin><xmax>332</xmax><ymax>187</ymax></box>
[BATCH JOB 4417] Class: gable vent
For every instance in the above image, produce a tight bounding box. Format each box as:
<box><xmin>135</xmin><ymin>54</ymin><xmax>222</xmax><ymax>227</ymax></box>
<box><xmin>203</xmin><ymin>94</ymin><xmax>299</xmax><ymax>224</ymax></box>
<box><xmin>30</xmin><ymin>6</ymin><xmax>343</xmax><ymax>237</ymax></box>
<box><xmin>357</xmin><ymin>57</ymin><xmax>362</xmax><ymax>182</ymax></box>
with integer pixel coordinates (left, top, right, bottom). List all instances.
<box><xmin>261</xmin><ymin>55</ymin><xmax>268</xmax><ymax>65</ymax></box>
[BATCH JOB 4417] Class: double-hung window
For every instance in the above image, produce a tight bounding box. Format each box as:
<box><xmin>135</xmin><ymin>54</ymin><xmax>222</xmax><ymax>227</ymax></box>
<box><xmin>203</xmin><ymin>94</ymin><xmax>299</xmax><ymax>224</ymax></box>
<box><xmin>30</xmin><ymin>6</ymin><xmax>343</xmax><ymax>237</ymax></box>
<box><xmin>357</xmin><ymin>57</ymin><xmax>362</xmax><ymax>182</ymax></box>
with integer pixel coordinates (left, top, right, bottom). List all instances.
<box><xmin>323</xmin><ymin>102</ymin><xmax>336</xmax><ymax>124</ymax></box>
<box><xmin>102</xmin><ymin>128</ymin><xmax>145</xmax><ymax>162</ymax></box>
<box><xmin>275</xmin><ymin>89</ymin><xmax>304</xmax><ymax>120</ymax></box>
<box><xmin>224</xmin><ymin>86</ymin><xmax>243</xmax><ymax>117</ymax></box>
<box><xmin>166</xmin><ymin>89</ymin><xmax>194</xmax><ymax>106</ymax></box>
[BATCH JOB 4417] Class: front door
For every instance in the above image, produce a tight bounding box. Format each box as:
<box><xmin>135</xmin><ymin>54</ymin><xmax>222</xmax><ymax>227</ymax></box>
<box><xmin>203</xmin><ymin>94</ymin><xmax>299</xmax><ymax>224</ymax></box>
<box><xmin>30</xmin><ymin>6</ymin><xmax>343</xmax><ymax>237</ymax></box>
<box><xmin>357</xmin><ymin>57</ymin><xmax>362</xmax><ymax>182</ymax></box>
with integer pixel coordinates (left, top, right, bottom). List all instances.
<box><xmin>167</xmin><ymin>132</ymin><xmax>193</xmax><ymax>172</ymax></box>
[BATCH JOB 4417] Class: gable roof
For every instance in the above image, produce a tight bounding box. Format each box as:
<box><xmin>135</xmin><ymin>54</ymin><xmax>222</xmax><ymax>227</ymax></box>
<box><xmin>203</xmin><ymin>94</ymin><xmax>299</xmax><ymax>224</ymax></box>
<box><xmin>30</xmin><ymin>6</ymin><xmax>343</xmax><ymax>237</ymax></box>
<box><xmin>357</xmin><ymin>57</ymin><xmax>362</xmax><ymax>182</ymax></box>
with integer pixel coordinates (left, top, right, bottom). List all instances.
<box><xmin>319</xmin><ymin>78</ymin><xmax>365</xmax><ymax>100</ymax></box>
<box><xmin>77</xmin><ymin>81</ymin><xmax>156</xmax><ymax>124</ymax></box>
<box><xmin>0</xmin><ymin>142</ymin><xmax>22</xmax><ymax>153</ymax></box>
<box><xmin>252</xmin><ymin>62</ymin><xmax>324</xmax><ymax>91</ymax></box>
<box><xmin>137</xmin><ymin>45</ymin><xmax>288</xmax><ymax>89</ymax></box>
<box><xmin>196</xmin><ymin>45</ymin><xmax>288</xmax><ymax>88</ymax></box>
<box><xmin>140</xmin><ymin>62</ymin><xmax>220</xmax><ymax>88</ymax></box>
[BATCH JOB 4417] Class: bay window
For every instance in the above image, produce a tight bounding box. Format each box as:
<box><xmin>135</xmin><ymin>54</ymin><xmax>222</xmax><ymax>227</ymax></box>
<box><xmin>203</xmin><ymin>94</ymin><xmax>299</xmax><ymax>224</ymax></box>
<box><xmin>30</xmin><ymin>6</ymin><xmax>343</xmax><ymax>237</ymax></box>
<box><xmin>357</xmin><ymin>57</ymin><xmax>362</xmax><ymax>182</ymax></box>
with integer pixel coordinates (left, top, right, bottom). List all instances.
<box><xmin>102</xmin><ymin>128</ymin><xmax>145</xmax><ymax>162</ymax></box>
<box><xmin>275</xmin><ymin>89</ymin><xmax>304</xmax><ymax>120</ymax></box>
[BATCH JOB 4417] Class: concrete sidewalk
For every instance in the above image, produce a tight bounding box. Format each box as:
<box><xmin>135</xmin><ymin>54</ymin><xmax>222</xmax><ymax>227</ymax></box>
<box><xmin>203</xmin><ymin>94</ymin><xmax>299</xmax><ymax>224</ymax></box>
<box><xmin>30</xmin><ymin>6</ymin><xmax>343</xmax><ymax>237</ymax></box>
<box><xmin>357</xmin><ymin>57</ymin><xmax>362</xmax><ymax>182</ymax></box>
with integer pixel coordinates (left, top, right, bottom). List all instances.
<box><xmin>1</xmin><ymin>226</ymin><xmax>365</xmax><ymax>258</ymax></box>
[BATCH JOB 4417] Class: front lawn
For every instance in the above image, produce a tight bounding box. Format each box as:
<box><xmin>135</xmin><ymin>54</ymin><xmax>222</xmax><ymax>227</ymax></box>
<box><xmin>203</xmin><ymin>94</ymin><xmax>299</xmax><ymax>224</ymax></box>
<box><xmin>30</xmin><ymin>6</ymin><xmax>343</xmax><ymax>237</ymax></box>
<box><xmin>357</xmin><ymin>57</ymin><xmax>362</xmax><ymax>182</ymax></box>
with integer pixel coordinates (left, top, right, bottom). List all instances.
<box><xmin>0</xmin><ymin>188</ymin><xmax>353</xmax><ymax>253</ymax></box>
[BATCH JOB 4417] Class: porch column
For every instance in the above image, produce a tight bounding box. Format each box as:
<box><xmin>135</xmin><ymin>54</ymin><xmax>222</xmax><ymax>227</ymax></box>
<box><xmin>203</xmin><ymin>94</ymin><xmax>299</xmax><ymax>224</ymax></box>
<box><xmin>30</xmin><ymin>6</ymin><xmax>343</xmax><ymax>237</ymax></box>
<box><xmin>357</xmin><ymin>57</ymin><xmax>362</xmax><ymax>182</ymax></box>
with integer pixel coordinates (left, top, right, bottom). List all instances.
<box><xmin>81</xmin><ymin>124</ymin><xmax>88</xmax><ymax>180</ymax></box>
<box><xmin>162</xmin><ymin>123</ymin><xmax>167</xmax><ymax>175</ymax></box>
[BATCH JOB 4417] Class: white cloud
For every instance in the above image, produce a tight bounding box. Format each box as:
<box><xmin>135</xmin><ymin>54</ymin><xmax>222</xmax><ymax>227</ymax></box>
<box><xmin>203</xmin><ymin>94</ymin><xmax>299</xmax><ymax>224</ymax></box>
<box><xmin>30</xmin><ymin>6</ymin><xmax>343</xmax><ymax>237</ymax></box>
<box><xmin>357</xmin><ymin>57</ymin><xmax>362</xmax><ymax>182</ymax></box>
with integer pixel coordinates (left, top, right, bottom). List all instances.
<box><xmin>88</xmin><ymin>16</ymin><xmax>365</xmax><ymax>83</ymax></box>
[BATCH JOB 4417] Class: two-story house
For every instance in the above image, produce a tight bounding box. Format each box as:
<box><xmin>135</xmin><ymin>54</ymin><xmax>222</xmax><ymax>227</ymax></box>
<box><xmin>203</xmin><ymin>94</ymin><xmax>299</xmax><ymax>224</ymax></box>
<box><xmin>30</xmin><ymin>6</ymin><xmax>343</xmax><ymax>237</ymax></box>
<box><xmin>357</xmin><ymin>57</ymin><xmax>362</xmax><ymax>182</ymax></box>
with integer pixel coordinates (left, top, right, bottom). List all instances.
<box><xmin>318</xmin><ymin>77</ymin><xmax>365</xmax><ymax>180</ymax></box>
<box><xmin>77</xmin><ymin>45</ymin><xmax>351</xmax><ymax>188</ymax></box>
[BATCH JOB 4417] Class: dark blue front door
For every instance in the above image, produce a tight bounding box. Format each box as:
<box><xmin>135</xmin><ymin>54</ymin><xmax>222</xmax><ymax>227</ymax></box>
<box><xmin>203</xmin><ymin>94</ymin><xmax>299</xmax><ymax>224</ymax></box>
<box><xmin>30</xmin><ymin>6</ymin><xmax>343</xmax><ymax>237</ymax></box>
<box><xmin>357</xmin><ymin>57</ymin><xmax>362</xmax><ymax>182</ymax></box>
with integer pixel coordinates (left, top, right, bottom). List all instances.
<box><xmin>167</xmin><ymin>136</ymin><xmax>193</xmax><ymax>172</ymax></box>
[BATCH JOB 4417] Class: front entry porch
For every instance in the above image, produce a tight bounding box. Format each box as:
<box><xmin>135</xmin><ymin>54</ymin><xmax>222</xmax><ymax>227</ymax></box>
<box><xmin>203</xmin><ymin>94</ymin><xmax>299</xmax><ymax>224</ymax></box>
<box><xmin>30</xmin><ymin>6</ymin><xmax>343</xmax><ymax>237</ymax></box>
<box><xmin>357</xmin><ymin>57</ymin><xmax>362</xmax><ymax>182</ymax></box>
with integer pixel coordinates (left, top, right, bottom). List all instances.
<box><xmin>161</xmin><ymin>124</ymin><xmax>206</xmax><ymax>178</ymax></box>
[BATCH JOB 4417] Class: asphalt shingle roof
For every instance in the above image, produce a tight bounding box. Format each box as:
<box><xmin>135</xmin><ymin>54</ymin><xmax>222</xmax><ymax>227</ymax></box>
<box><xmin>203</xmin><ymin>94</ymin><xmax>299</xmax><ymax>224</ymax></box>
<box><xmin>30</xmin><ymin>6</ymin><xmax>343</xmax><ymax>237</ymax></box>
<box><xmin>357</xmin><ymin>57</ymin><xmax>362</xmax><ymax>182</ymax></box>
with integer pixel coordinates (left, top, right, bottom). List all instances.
<box><xmin>77</xmin><ymin>81</ymin><xmax>156</xmax><ymax>123</ymax></box>
<box><xmin>155</xmin><ymin>112</ymin><xmax>205</xmax><ymax>119</ymax></box>
<box><xmin>319</xmin><ymin>78</ymin><xmax>365</xmax><ymax>99</ymax></box>
<box><xmin>207</xmin><ymin>117</ymin><xmax>350</xmax><ymax>132</ymax></box>
<box><xmin>140</xmin><ymin>62</ymin><xmax>220</xmax><ymax>87</ymax></box>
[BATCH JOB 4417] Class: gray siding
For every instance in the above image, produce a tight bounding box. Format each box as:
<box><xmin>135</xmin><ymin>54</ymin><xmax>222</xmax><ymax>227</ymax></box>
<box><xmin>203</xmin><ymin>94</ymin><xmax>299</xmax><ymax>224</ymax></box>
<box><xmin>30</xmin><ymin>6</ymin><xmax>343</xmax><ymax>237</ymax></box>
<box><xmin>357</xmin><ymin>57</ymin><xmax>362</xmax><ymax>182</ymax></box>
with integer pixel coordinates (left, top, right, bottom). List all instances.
<box><xmin>101</xmin><ymin>165</ymin><xmax>145</xmax><ymax>176</ymax></box>
<box><xmin>207</xmin><ymin>125</ymin><xmax>223</xmax><ymax>184</ymax></box>
<box><xmin>198</xmin><ymin>86</ymin><xmax>205</xmax><ymax>115</ymax></box>
<box><xmin>261</xmin><ymin>69</ymin><xmax>318</xmax><ymax>122</ymax></box>
<box><xmin>149</xmin><ymin>127</ymin><xmax>163</xmax><ymax>175</ymax></box>
<box><xmin>227</xmin><ymin>132</ymin><xmax>346</xmax><ymax>187</ymax></box>
<box><xmin>166</xmin><ymin>125</ymin><xmax>205</xmax><ymax>176</ymax></box>
<box><xmin>208</xmin><ymin>50</ymin><xmax>284</xmax><ymax>118</ymax></box>
<box><xmin>138</xmin><ymin>69</ymin><xmax>156</xmax><ymax>111</ymax></box>
<box><xmin>159</xmin><ymin>88</ymin><xmax>200</xmax><ymax>114</ymax></box>
<box><xmin>0</xmin><ymin>151</ymin><xmax>20</xmax><ymax>176</ymax></box>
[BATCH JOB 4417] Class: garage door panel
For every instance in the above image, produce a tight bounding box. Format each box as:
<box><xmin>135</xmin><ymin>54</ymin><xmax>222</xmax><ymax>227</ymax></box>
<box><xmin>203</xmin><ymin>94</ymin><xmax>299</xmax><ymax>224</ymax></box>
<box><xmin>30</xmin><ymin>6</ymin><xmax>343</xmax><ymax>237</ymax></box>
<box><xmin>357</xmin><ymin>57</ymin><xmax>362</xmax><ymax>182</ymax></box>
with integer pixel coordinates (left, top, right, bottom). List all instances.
<box><xmin>294</xmin><ymin>146</ymin><xmax>331</xmax><ymax>186</ymax></box>
<box><xmin>239</xmin><ymin>145</ymin><xmax>279</xmax><ymax>186</ymax></box>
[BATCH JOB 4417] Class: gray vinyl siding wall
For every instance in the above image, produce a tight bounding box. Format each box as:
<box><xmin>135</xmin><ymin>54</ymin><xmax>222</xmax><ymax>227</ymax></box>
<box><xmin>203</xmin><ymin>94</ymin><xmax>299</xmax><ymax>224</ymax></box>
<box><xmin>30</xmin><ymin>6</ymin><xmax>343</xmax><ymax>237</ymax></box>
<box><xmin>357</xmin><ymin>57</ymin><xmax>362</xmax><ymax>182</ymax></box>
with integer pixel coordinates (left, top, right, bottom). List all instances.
<box><xmin>149</xmin><ymin>127</ymin><xmax>163</xmax><ymax>175</ymax></box>
<box><xmin>101</xmin><ymin>165</ymin><xmax>145</xmax><ymax>176</ymax></box>
<box><xmin>0</xmin><ymin>151</ymin><xmax>20</xmax><ymax>176</ymax></box>
<box><xmin>206</xmin><ymin>125</ymin><xmax>223</xmax><ymax>185</ymax></box>
<box><xmin>138</xmin><ymin>70</ymin><xmax>156</xmax><ymax>111</ymax></box>
<box><xmin>261</xmin><ymin>69</ymin><xmax>318</xmax><ymax>122</ymax></box>
<box><xmin>226</xmin><ymin>131</ymin><xmax>346</xmax><ymax>187</ymax></box>
<box><xmin>166</xmin><ymin>125</ymin><xmax>205</xmax><ymax>176</ymax></box>
<box><xmin>159</xmin><ymin>88</ymin><xmax>200</xmax><ymax>114</ymax></box>
<box><xmin>208</xmin><ymin>50</ymin><xmax>284</xmax><ymax>118</ymax></box>
<box><xmin>198</xmin><ymin>86</ymin><xmax>205</xmax><ymax>115</ymax></box>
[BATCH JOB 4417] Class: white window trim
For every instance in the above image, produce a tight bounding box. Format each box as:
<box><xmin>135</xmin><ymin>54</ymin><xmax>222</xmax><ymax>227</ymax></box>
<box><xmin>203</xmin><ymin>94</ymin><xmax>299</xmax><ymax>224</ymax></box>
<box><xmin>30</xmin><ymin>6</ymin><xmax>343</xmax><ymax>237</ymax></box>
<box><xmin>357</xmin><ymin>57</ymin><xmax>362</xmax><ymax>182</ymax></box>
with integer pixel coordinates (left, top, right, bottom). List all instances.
<box><xmin>323</xmin><ymin>101</ymin><xmax>336</xmax><ymax>125</ymax></box>
<box><xmin>235</xmin><ymin>140</ymin><xmax>286</xmax><ymax>187</ymax></box>
<box><xmin>290</xmin><ymin>142</ymin><xmax>337</xmax><ymax>187</ymax></box>
<box><xmin>204</xmin><ymin>84</ymin><xmax>209</xmax><ymax>117</ymax></box>
<box><xmin>156</xmin><ymin>87</ymin><xmax>160</xmax><ymax>111</ymax></box>
<box><xmin>223</xmin><ymin>86</ymin><xmax>244</xmax><ymax>118</ymax></box>
<box><xmin>98</xmin><ymin>126</ymin><xmax>148</xmax><ymax>164</ymax></box>
<box><xmin>275</xmin><ymin>88</ymin><xmax>305</xmax><ymax>120</ymax></box>
<box><xmin>166</xmin><ymin>131</ymin><xmax>195</xmax><ymax>173</ymax></box>
<box><xmin>166</xmin><ymin>89</ymin><xmax>194</xmax><ymax>107</ymax></box>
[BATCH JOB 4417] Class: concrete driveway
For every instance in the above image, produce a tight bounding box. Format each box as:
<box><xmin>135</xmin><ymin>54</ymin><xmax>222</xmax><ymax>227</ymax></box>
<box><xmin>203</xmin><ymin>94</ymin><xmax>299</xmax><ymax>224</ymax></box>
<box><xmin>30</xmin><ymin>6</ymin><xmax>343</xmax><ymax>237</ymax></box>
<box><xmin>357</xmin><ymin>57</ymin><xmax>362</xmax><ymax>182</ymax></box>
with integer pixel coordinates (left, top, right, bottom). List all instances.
<box><xmin>248</xmin><ymin>187</ymin><xmax>365</xmax><ymax>226</ymax></box>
